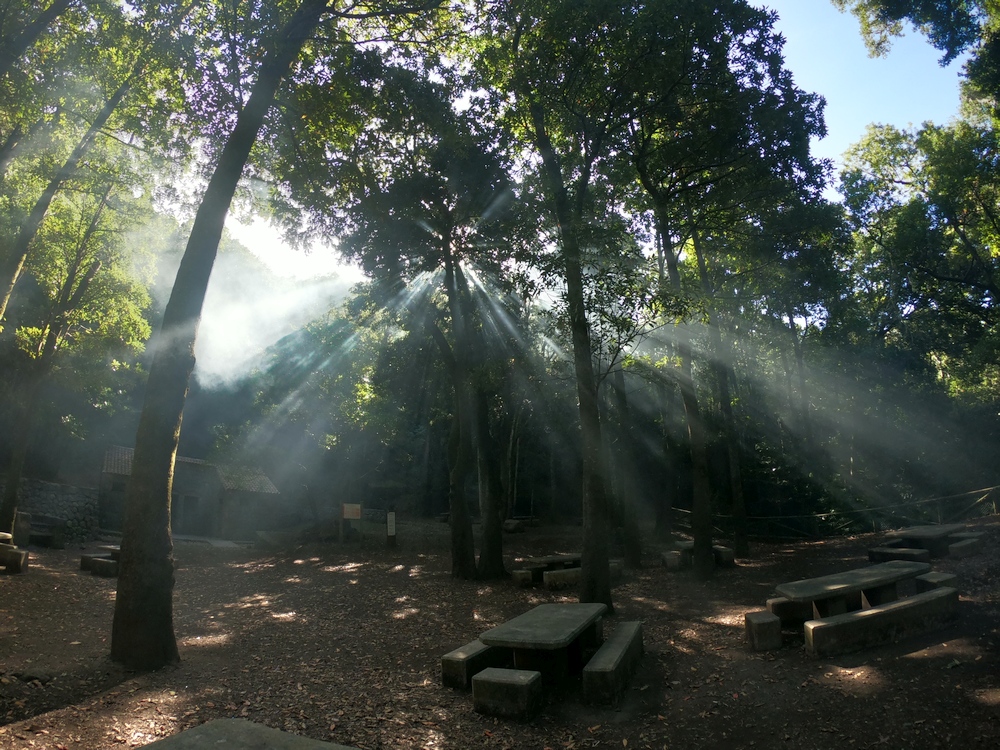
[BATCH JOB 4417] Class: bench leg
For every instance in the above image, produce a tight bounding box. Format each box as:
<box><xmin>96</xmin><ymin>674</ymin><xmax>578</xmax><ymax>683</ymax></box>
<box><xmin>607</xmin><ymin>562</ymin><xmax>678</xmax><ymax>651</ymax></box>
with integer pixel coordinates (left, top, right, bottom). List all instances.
<box><xmin>862</xmin><ymin>583</ymin><xmax>899</xmax><ymax>608</ymax></box>
<box><xmin>813</xmin><ymin>595</ymin><xmax>849</xmax><ymax>619</ymax></box>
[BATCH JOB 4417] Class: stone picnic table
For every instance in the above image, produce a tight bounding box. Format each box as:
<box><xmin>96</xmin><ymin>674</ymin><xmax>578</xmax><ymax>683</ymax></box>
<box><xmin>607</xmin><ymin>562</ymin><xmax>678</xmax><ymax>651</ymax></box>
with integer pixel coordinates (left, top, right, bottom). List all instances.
<box><xmin>774</xmin><ymin>560</ymin><xmax>931</xmax><ymax>619</ymax></box>
<box><xmin>884</xmin><ymin>523</ymin><xmax>966</xmax><ymax>557</ymax></box>
<box><xmin>478</xmin><ymin>602</ymin><xmax>606</xmax><ymax>680</ymax></box>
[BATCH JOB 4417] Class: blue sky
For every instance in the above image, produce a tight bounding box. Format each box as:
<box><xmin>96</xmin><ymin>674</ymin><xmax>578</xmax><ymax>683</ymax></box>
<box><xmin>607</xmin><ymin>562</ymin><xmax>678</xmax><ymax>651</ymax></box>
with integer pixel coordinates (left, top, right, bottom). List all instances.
<box><xmin>761</xmin><ymin>0</ymin><xmax>967</xmax><ymax>170</ymax></box>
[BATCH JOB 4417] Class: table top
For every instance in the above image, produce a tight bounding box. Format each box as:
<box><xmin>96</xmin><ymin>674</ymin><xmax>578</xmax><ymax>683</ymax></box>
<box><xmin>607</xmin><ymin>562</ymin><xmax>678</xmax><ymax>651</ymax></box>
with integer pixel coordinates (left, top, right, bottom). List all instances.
<box><xmin>885</xmin><ymin>523</ymin><xmax>965</xmax><ymax>540</ymax></box>
<box><xmin>478</xmin><ymin>603</ymin><xmax>607</xmax><ymax>650</ymax></box>
<box><xmin>774</xmin><ymin>560</ymin><xmax>931</xmax><ymax>602</ymax></box>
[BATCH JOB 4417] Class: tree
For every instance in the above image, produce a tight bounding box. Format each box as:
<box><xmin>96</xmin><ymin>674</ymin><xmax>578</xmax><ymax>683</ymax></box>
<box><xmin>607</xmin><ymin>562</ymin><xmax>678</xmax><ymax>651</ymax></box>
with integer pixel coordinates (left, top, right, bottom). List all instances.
<box><xmin>111</xmin><ymin>0</ymin><xmax>443</xmax><ymax>670</ymax></box>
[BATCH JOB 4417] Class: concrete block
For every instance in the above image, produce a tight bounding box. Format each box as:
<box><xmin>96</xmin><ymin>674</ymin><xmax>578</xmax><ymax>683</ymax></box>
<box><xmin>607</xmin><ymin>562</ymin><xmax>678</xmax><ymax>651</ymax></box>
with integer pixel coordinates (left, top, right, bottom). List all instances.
<box><xmin>712</xmin><ymin>545</ymin><xmax>736</xmax><ymax>568</ymax></box>
<box><xmin>805</xmin><ymin>587</ymin><xmax>959</xmax><ymax>657</ymax></box>
<box><xmin>441</xmin><ymin>640</ymin><xmax>511</xmax><ymax>689</ymax></box>
<box><xmin>661</xmin><ymin>550</ymin><xmax>685</xmax><ymax>571</ymax></box>
<box><xmin>512</xmin><ymin>569</ymin><xmax>534</xmax><ymax>587</ymax></box>
<box><xmin>915</xmin><ymin>571</ymin><xmax>959</xmax><ymax>593</ymax></box>
<box><xmin>0</xmin><ymin>547</ymin><xmax>28</xmax><ymax>574</ymax></box>
<box><xmin>543</xmin><ymin>566</ymin><xmax>581</xmax><ymax>589</ymax></box>
<box><xmin>582</xmin><ymin>621</ymin><xmax>643</xmax><ymax>705</ymax></box>
<box><xmin>948</xmin><ymin>537</ymin><xmax>982</xmax><ymax>558</ymax></box>
<box><xmin>766</xmin><ymin>596</ymin><xmax>813</xmax><ymax>627</ymax></box>
<box><xmin>745</xmin><ymin>610</ymin><xmax>782</xmax><ymax>651</ymax></box>
<box><xmin>80</xmin><ymin>553</ymin><xmax>114</xmax><ymax>572</ymax></box>
<box><xmin>868</xmin><ymin>546</ymin><xmax>931</xmax><ymax>563</ymax></box>
<box><xmin>90</xmin><ymin>557</ymin><xmax>119</xmax><ymax>577</ymax></box>
<box><xmin>472</xmin><ymin>667</ymin><xmax>542</xmax><ymax>720</ymax></box>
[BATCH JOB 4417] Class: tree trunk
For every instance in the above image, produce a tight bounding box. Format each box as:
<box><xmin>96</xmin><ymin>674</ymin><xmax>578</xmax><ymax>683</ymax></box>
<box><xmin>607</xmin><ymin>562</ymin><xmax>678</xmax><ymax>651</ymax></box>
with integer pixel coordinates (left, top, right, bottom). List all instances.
<box><xmin>528</xmin><ymin>100</ymin><xmax>612</xmax><ymax>610</ymax></box>
<box><xmin>612</xmin><ymin>367</ymin><xmax>642</xmax><ymax>568</ymax></box>
<box><xmin>475</xmin><ymin>388</ymin><xmax>507</xmax><ymax>579</ymax></box>
<box><xmin>656</xmin><ymin>216</ymin><xmax>713</xmax><ymax>578</ymax></box>
<box><xmin>691</xmin><ymin>229</ymin><xmax>748</xmax><ymax>557</ymax></box>
<box><xmin>110</xmin><ymin>0</ymin><xmax>333</xmax><ymax>671</ymax></box>
<box><xmin>0</xmin><ymin>0</ymin><xmax>73</xmax><ymax>80</ymax></box>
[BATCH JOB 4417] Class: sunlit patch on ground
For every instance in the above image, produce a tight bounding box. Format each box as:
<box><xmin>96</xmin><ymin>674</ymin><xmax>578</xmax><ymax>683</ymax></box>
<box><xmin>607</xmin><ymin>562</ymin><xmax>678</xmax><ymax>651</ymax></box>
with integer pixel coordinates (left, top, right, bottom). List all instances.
<box><xmin>294</xmin><ymin>557</ymin><xmax>322</xmax><ymax>566</ymax></box>
<box><xmin>227</xmin><ymin>559</ymin><xmax>278</xmax><ymax>572</ymax></box>
<box><xmin>392</xmin><ymin>607</ymin><xmax>420</xmax><ymax>620</ymax></box>
<box><xmin>283</xmin><ymin>576</ymin><xmax>305</xmax><ymax>584</ymax></box>
<box><xmin>407</xmin><ymin>566</ymin><xmax>423</xmax><ymax>577</ymax></box>
<box><xmin>230</xmin><ymin>593</ymin><xmax>272</xmax><ymax>609</ymax></box>
<box><xmin>179</xmin><ymin>633</ymin><xmax>231</xmax><ymax>648</ymax></box>
<box><xmin>814</xmin><ymin>665</ymin><xmax>887</xmax><ymax>696</ymax></box>
<box><xmin>270</xmin><ymin>611</ymin><xmax>298</xmax><ymax>621</ymax></box>
<box><xmin>390</xmin><ymin>564</ymin><xmax>405</xmax><ymax>572</ymax></box>
<box><xmin>320</xmin><ymin>562</ymin><xmax>365</xmax><ymax>573</ymax></box>
<box><xmin>394</xmin><ymin>595</ymin><xmax>412</xmax><ymax>603</ymax></box>
<box><xmin>630</xmin><ymin>595</ymin><xmax>671</xmax><ymax>612</ymax></box>
<box><xmin>971</xmin><ymin>688</ymin><xmax>1000</xmax><ymax>707</ymax></box>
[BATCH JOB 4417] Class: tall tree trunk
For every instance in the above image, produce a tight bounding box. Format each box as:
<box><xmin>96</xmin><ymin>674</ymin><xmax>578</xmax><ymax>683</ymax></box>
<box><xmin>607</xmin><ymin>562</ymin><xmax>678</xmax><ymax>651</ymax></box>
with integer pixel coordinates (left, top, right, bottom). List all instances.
<box><xmin>691</xmin><ymin>229</ymin><xmax>748</xmax><ymax>557</ymax></box>
<box><xmin>0</xmin><ymin>0</ymin><xmax>73</xmax><ymax>80</ymax></box>
<box><xmin>0</xmin><ymin>74</ymin><xmax>133</xmax><ymax>322</ymax></box>
<box><xmin>654</xmin><ymin>378</ymin><xmax>678</xmax><ymax>541</ymax></box>
<box><xmin>612</xmin><ymin>367</ymin><xmax>642</xmax><ymax>568</ymax></box>
<box><xmin>528</xmin><ymin>100</ymin><xmax>612</xmax><ymax>610</ymax></box>
<box><xmin>110</xmin><ymin>0</ymin><xmax>333</xmax><ymax>671</ymax></box>
<box><xmin>475</xmin><ymin>388</ymin><xmax>507</xmax><ymax>579</ymax></box>
<box><xmin>655</xmin><ymin>216</ymin><xmax>713</xmax><ymax>578</ymax></box>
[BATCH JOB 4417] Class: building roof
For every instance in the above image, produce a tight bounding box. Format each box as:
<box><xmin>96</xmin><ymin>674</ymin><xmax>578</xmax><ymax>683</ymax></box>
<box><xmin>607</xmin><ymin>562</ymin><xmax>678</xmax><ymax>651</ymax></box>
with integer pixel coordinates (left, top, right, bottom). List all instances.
<box><xmin>103</xmin><ymin>446</ymin><xmax>279</xmax><ymax>495</ymax></box>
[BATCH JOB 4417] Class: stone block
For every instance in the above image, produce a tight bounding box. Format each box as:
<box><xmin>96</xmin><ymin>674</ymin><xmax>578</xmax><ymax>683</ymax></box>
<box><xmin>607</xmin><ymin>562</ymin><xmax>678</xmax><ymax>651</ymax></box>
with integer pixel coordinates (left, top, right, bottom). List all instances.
<box><xmin>80</xmin><ymin>553</ymin><xmax>114</xmax><ymax>572</ymax></box>
<box><xmin>441</xmin><ymin>640</ymin><xmax>511</xmax><ymax>690</ymax></box>
<box><xmin>0</xmin><ymin>532</ymin><xmax>11</xmax><ymax>543</ymax></box>
<box><xmin>805</xmin><ymin>587</ymin><xmax>959</xmax><ymax>657</ymax></box>
<box><xmin>582</xmin><ymin>621</ymin><xmax>643</xmax><ymax>706</ymax></box>
<box><xmin>661</xmin><ymin>549</ymin><xmax>685</xmax><ymax>571</ymax></box>
<box><xmin>0</xmin><ymin>547</ymin><xmax>29</xmax><ymax>574</ymax></box>
<box><xmin>766</xmin><ymin>596</ymin><xmax>813</xmax><ymax>627</ymax></box>
<box><xmin>90</xmin><ymin>557</ymin><xmax>119</xmax><ymax>577</ymax></box>
<box><xmin>712</xmin><ymin>545</ymin><xmax>736</xmax><ymax>568</ymax></box>
<box><xmin>512</xmin><ymin>569</ymin><xmax>534</xmax><ymax>587</ymax></box>
<box><xmin>543</xmin><ymin>566</ymin><xmax>580</xmax><ymax>589</ymax></box>
<box><xmin>745</xmin><ymin>610</ymin><xmax>782</xmax><ymax>651</ymax></box>
<box><xmin>868</xmin><ymin>546</ymin><xmax>931</xmax><ymax>563</ymax></box>
<box><xmin>472</xmin><ymin>667</ymin><xmax>542</xmax><ymax>720</ymax></box>
<box><xmin>12</xmin><ymin>512</ymin><xmax>31</xmax><ymax>547</ymax></box>
<box><xmin>948</xmin><ymin>537</ymin><xmax>982</xmax><ymax>558</ymax></box>
<box><xmin>915</xmin><ymin>571</ymin><xmax>959</xmax><ymax>593</ymax></box>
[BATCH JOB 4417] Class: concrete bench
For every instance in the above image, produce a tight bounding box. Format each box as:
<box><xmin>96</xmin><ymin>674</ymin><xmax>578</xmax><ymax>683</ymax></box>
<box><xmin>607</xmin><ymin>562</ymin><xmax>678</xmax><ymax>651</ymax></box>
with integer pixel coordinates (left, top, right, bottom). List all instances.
<box><xmin>582</xmin><ymin>621</ymin><xmax>643</xmax><ymax>705</ymax></box>
<box><xmin>441</xmin><ymin>639</ymin><xmax>511</xmax><ymax>689</ymax></box>
<box><xmin>664</xmin><ymin>541</ymin><xmax>735</xmax><ymax>570</ymax></box>
<box><xmin>0</xmin><ymin>546</ymin><xmax>29</xmax><ymax>574</ymax></box>
<box><xmin>915</xmin><ymin>571</ymin><xmax>958</xmax><ymax>592</ymax></box>
<box><xmin>472</xmin><ymin>667</ymin><xmax>542</xmax><ymax>720</ymax></box>
<box><xmin>868</xmin><ymin>546</ymin><xmax>931</xmax><ymax>563</ymax></box>
<box><xmin>81</xmin><ymin>553</ymin><xmax>115</xmax><ymax>573</ymax></box>
<box><xmin>804</xmin><ymin>587</ymin><xmax>959</xmax><ymax>657</ymax></box>
<box><xmin>745</xmin><ymin>611</ymin><xmax>781</xmax><ymax>651</ymax></box>
<box><xmin>948</xmin><ymin>537</ymin><xmax>982</xmax><ymax>558</ymax></box>
<box><xmin>90</xmin><ymin>557</ymin><xmax>119</xmax><ymax>577</ymax></box>
<box><xmin>541</xmin><ymin>560</ymin><xmax>623</xmax><ymax>590</ymax></box>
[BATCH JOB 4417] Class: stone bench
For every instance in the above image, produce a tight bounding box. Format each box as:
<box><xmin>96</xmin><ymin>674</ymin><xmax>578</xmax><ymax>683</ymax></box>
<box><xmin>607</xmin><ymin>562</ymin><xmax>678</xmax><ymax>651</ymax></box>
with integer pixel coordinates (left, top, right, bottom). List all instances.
<box><xmin>541</xmin><ymin>560</ymin><xmax>623</xmax><ymax>590</ymax></box>
<box><xmin>0</xmin><ymin>545</ymin><xmax>29</xmax><ymax>574</ymax></box>
<box><xmin>804</xmin><ymin>587</ymin><xmax>959</xmax><ymax>657</ymax></box>
<box><xmin>89</xmin><ymin>557</ymin><xmax>119</xmax><ymax>577</ymax></box>
<box><xmin>441</xmin><ymin>639</ymin><xmax>511</xmax><ymax>689</ymax></box>
<box><xmin>948</xmin><ymin>537</ymin><xmax>982</xmax><ymax>558</ymax></box>
<box><xmin>582</xmin><ymin>621</ymin><xmax>643</xmax><ymax>705</ymax></box>
<box><xmin>472</xmin><ymin>667</ymin><xmax>542</xmax><ymax>720</ymax></box>
<box><xmin>915</xmin><ymin>571</ymin><xmax>958</xmax><ymax>592</ymax></box>
<box><xmin>662</xmin><ymin>542</ymin><xmax>736</xmax><ymax>570</ymax></box>
<box><xmin>81</xmin><ymin>553</ymin><xmax>115</xmax><ymax>573</ymax></box>
<box><xmin>868</xmin><ymin>546</ymin><xmax>931</xmax><ymax>563</ymax></box>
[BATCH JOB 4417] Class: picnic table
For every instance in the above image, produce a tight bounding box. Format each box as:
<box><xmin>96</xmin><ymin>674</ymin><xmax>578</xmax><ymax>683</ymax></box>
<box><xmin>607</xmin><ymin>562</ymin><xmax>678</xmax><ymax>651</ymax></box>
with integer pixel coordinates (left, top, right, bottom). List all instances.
<box><xmin>774</xmin><ymin>560</ymin><xmax>931</xmax><ymax>619</ymax></box>
<box><xmin>885</xmin><ymin>523</ymin><xmax>966</xmax><ymax>557</ymax></box>
<box><xmin>479</xmin><ymin>602</ymin><xmax>606</xmax><ymax>680</ymax></box>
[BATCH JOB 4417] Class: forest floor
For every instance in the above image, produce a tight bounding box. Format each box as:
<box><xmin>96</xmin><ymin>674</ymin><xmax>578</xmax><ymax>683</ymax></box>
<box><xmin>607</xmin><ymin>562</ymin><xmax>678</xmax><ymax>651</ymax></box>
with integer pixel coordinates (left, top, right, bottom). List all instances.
<box><xmin>1</xmin><ymin>514</ymin><xmax>999</xmax><ymax>750</ymax></box>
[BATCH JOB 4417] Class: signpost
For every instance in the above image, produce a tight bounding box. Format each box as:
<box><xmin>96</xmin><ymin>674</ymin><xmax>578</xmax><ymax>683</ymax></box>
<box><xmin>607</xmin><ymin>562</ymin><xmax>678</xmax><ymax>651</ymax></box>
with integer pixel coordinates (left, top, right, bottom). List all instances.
<box><xmin>340</xmin><ymin>502</ymin><xmax>362</xmax><ymax>543</ymax></box>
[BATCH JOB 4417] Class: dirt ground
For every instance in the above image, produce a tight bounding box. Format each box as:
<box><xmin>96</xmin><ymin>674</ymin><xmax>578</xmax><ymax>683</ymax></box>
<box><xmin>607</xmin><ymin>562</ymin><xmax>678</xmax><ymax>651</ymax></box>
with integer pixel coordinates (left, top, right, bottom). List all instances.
<box><xmin>1</xmin><ymin>515</ymin><xmax>999</xmax><ymax>750</ymax></box>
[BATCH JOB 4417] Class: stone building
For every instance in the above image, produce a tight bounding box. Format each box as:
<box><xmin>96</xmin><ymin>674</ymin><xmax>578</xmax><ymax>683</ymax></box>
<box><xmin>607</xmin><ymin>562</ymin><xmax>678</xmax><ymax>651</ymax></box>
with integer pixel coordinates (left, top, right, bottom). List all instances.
<box><xmin>99</xmin><ymin>445</ymin><xmax>284</xmax><ymax>540</ymax></box>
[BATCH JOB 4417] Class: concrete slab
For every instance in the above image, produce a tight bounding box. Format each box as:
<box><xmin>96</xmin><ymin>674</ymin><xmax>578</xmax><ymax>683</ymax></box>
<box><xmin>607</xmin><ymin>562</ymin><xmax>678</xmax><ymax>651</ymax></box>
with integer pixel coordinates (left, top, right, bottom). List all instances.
<box><xmin>142</xmin><ymin>719</ymin><xmax>359</xmax><ymax>749</ymax></box>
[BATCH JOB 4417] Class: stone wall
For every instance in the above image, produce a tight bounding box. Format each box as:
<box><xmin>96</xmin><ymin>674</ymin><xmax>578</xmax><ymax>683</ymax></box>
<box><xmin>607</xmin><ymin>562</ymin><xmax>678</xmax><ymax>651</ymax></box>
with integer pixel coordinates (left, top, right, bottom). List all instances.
<box><xmin>0</xmin><ymin>478</ymin><xmax>99</xmax><ymax>544</ymax></box>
